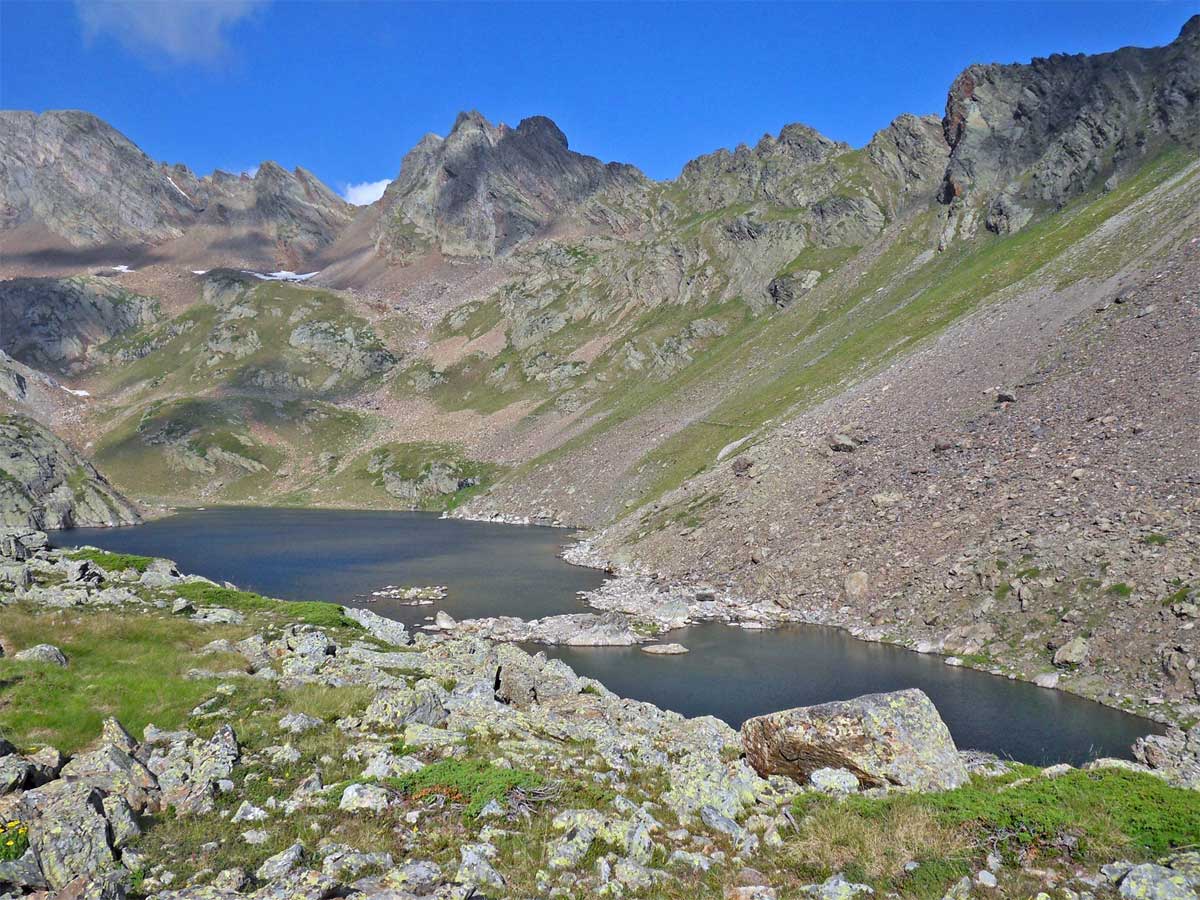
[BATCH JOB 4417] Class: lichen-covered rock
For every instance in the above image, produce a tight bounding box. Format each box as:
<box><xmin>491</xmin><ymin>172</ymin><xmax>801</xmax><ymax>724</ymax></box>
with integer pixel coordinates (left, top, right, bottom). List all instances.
<box><xmin>148</xmin><ymin>724</ymin><xmax>239</xmax><ymax>815</ymax></box>
<box><xmin>22</xmin><ymin>783</ymin><xmax>117</xmax><ymax>890</ymax></box>
<box><xmin>454</xmin><ymin>842</ymin><xmax>505</xmax><ymax>890</ymax></box>
<box><xmin>363</xmin><ymin>682</ymin><xmax>449</xmax><ymax>728</ymax></box>
<box><xmin>740</xmin><ymin>688</ymin><xmax>968</xmax><ymax>790</ymax></box>
<box><xmin>338</xmin><ymin>782</ymin><xmax>393</xmax><ymax>813</ymax></box>
<box><xmin>255</xmin><ymin>842</ymin><xmax>305</xmax><ymax>881</ymax></box>
<box><xmin>59</xmin><ymin>741</ymin><xmax>159</xmax><ymax>812</ymax></box>
<box><xmin>1118</xmin><ymin>863</ymin><xmax>1198</xmax><ymax>900</ymax></box>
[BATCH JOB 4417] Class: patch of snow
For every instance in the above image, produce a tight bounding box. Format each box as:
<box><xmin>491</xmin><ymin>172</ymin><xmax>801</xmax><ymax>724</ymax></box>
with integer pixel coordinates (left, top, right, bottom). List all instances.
<box><xmin>165</xmin><ymin>175</ymin><xmax>191</xmax><ymax>202</ymax></box>
<box><xmin>245</xmin><ymin>270</ymin><xmax>320</xmax><ymax>282</ymax></box>
<box><xmin>60</xmin><ymin>386</ymin><xmax>91</xmax><ymax>398</ymax></box>
<box><xmin>191</xmin><ymin>269</ymin><xmax>209</xmax><ymax>275</ymax></box>
<box><xmin>109</xmin><ymin>264</ymin><xmax>133</xmax><ymax>273</ymax></box>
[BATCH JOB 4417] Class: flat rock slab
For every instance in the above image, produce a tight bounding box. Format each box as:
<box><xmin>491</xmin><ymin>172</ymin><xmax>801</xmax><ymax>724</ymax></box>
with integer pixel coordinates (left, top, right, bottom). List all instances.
<box><xmin>640</xmin><ymin>643</ymin><xmax>689</xmax><ymax>655</ymax></box>
<box><xmin>740</xmin><ymin>688</ymin><xmax>968</xmax><ymax>791</ymax></box>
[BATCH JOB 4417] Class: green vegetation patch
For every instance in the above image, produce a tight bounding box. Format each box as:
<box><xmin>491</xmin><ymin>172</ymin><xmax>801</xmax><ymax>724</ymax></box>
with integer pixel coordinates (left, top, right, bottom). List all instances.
<box><xmin>389</xmin><ymin>758</ymin><xmax>544</xmax><ymax>819</ymax></box>
<box><xmin>0</xmin><ymin>820</ymin><xmax>30</xmax><ymax>862</ymax></box>
<box><xmin>329</xmin><ymin>441</ymin><xmax>502</xmax><ymax>512</ymax></box>
<box><xmin>172</xmin><ymin>582</ymin><xmax>360</xmax><ymax>630</ymax></box>
<box><xmin>65</xmin><ymin>548</ymin><xmax>155</xmax><ymax>574</ymax></box>
<box><xmin>0</xmin><ymin>605</ymin><xmax>249</xmax><ymax>753</ymax></box>
<box><xmin>798</xmin><ymin>768</ymin><xmax>1200</xmax><ymax>865</ymax></box>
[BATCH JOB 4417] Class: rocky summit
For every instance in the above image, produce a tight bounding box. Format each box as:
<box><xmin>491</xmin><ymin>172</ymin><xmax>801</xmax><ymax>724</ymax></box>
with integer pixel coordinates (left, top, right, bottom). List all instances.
<box><xmin>1</xmin><ymin>10</ymin><xmax>1200</xmax><ymax>900</ymax></box>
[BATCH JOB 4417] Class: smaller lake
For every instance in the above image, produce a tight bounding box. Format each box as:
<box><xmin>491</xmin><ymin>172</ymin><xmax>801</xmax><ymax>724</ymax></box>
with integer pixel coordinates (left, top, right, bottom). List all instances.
<box><xmin>58</xmin><ymin>507</ymin><xmax>1163</xmax><ymax>766</ymax></box>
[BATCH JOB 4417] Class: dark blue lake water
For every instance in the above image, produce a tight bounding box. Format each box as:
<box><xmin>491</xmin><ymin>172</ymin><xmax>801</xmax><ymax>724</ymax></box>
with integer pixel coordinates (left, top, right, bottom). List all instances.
<box><xmin>58</xmin><ymin>507</ymin><xmax>1162</xmax><ymax>765</ymax></box>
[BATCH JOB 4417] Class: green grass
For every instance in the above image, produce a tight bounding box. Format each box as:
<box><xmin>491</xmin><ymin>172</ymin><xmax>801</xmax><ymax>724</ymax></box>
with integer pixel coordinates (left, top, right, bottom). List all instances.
<box><xmin>65</xmin><ymin>548</ymin><xmax>155</xmax><ymax>574</ymax></box>
<box><xmin>777</xmin><ymin>244</ymin><xmax>862</xmax><ymax>278</ymax></box>
<box><xmin>0</xmin><ymin>605</ymin><xmax>249</xmax><ymax>753</ymax></box>
<box><xmin>798</xmin><ymin>768</ymin><xmax>1200</xmax><ymax>864</ymax></box>
<box><xmin>1143</xmin><ymin>533</ymin><xmax>1169</xmax><ymax>546</ymax></box>
<box><xmin>388</xmin><ymin>758</ymin><xmax>544</xmax><ymax>819</ymax></box>
<box><xmin>171</xmin><ymin>582</ymin><xmax>360</xmax><ymax>630</ymax></box>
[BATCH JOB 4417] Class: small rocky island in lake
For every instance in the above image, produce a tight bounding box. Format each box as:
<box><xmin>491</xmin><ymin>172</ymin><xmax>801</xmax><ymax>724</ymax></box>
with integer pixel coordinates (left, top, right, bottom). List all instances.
<box><xmin>1</xmin><ymin>7</ymin><xmax>1199</xmax><ymax>899</ymax></box>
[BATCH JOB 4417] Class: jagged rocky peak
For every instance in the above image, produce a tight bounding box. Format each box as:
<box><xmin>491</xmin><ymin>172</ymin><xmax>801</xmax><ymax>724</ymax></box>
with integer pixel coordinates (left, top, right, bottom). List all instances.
<box><xmin>672</xmin><ymin>121</ymin><xmax>858</xmax><ymax>216</ymax></box>
<box><xmin>373</xmin><ymin>109</ymin><xmax>648</xmax><ymax>261</ymax></box>
<box><xmin>939</xmin><ymin>14</ymin><xmax>1200</xmax><ymax>235</ymax></box>
<box><xmin>865</xmin><ymin>113</ymin><xmax>949</xmax><ymax>197</ymax></box>
<box><xmin>0</xmin><ymin>109</ymin><xmax>197</xmax><ymax>245</ymax></box>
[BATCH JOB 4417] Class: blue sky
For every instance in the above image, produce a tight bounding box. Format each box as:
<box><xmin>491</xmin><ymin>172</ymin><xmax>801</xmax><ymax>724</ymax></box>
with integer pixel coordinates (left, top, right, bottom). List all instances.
<box><xmin>1</xmin><ymin>1</ymin><xmax>1195</xmax><ymax>203</ymax></box>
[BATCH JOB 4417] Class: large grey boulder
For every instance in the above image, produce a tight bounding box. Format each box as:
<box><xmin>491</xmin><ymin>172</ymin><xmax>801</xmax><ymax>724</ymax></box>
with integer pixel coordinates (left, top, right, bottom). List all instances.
<box><xmin>13</xmin><ymin>643</ymin><xmax>68</xmax><ymax>667</ymax></box>
<box><xmin>740</xmin><ymin>688</ymin><xmax>968</xmax><ymax>791</ymax></box>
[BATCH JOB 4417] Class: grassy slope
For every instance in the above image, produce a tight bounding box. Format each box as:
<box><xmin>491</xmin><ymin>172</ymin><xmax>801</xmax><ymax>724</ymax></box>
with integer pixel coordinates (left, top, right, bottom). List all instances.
<box><xmin>502</xmin><ymin>147</ymin><xmax>1196</xmax><ymax>515</ymax></box>
<box><xmin>86</xmin><ymin>279</ymin><xmax>496</xmax><ymax>510</ymax></box>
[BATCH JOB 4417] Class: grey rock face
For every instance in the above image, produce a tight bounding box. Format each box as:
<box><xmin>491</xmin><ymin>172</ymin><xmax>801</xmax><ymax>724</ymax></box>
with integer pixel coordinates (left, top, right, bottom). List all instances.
<box><xmin>0</xmin><ymin>110</ymin><xmax>352</xmax><ymax>259</ymax></box>
<box><xmin>939</xmin><ymin>16</ymin><xmax>1200</xmax><ymax>229</ymax></box>
<box><xmin>0</xmin><ymin>276</ymin><xmax>160</xmax><ymax>375</ymax></box>
<box><xmin>0</xmin><ymin>109</ymin><xmax>197</xmax><ymax>246</ymax></box>
<box><xmin>740</xmin><ymin>688</ymin><xmax>968</xmax><ymax>790</ymax></box>
<box><xmin>373</xmin><ymin>110</ymin><xmax>648</xmax><ymax>260</ymax></box>
<box><xmin>677</xmin><ymin>122</ymin><xmax>849</xmax><ymax>213</ymax></box>
<box><xmin>0</xmin><ymin>413</ymin><xmax>141</xmax><ymax>529</ymax></box>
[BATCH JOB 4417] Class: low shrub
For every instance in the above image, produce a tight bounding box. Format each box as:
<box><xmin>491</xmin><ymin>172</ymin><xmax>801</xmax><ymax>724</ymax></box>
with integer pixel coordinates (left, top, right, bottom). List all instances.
<box><xmin>390</xmin><ymin>758</ymin><xmax>544</xmax><ymax>819</ymax></box>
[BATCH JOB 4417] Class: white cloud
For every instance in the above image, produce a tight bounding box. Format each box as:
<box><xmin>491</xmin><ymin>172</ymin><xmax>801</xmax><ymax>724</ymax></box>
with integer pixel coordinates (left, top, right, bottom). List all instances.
<box><xmin>76</xmin><ymin>0</ymin><xmax>268</xmax><ymax>65</ymax></box>
<box><xmin>342</xmin><ymin>179</ymin><xmax>390</xmax><ymax>206</ymax></box>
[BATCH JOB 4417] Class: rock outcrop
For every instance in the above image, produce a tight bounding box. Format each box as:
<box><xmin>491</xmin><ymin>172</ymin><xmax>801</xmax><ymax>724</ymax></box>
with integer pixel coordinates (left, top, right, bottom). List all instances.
<box><xmin>373</xmin><ymin>110</ymin><xmax>649</xmax><ymax>260</ymax></box>
<box><xmin>0</xmin><ymin>413</ymin><xmax>140</xmax><ymax>528</ymax></box>
<box><xmin>0</xmin><ymin>276</ymin><xmax>160</xmax><ymax>374</ymax></box>
<box><xmin>939</xmin><ymin>14</ymin><xmax>1200</xmax><ymax>231</ymax></box>
<box><xmin>740</xmin><ymin>688</ymin><xmax>969</xmax><ymax>790</ymax></box>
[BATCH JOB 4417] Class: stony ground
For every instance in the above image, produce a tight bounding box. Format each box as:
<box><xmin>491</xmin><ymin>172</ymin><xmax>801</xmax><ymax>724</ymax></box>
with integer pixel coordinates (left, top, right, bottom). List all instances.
<box><xmin>1</xmin><ymin>533</ymin><xmax>1198</xmax><ymax>899</ymax></box>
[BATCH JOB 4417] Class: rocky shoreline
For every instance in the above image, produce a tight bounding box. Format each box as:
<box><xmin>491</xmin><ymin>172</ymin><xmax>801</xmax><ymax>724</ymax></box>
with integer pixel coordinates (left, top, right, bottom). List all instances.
<box><xmin>556</xmin><ymin>537</ymin><xmax>1194</xmax><ymax>730</ymax></box>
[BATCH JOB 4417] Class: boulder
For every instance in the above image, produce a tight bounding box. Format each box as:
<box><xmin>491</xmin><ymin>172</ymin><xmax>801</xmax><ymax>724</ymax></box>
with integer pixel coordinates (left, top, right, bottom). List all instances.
<box><xmin>740</xmin><ymin>689</ymin><xmax>968</xmax><ymax>790</ymax></box>
<box><xmin>12</xmin><ymin>643</ymin><xmax>68</xmax><ymax>667</ymax></box>
<box><xmin>23</xmin><ymin>783</ymin><xmax>117</xmax><ymax>890</ymax></box>
<box><xmin>339</xmin><ymin>782</ymin><xmax>393</xmax><ymax>813</ymax></box>
<box><xmin>843</xmin><ymin>571</ymin><xmax>870</xmax><ymax>602</ymax></box>
<box><xmin>363</xmin><ymin>682</ymin><xmax>449</xmax><ymax>728</ymax></box>
<box><xmin>1053</xmin><ymin>636</ymin><xmax>1089</xmax><ymax>667</ymax></box>
<box><xmin>1118</xmin><ymin>863</ymin><xmax>1197</xmax><ymax>900</ymax></box>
